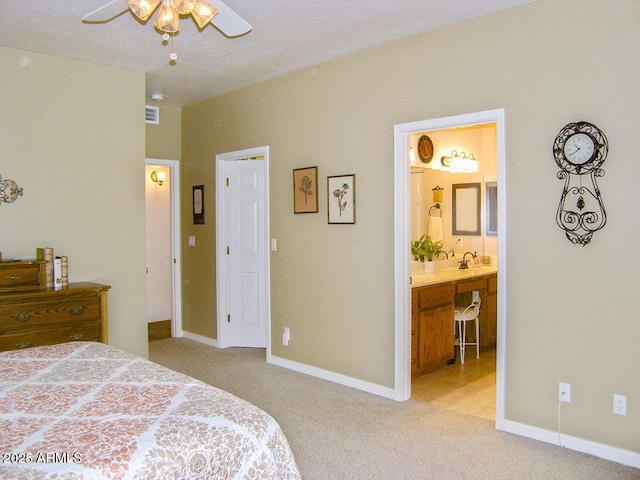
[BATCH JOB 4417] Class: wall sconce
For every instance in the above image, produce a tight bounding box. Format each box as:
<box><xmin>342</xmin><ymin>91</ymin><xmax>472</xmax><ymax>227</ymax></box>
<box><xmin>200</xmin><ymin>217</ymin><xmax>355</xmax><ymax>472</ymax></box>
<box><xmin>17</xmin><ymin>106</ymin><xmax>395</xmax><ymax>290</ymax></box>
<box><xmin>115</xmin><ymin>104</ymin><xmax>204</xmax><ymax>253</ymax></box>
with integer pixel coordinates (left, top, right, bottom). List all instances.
<box><xmin>432</xmin><ymin>186</ymin><xmax>444</xmax><ymax>203</ymax></box>
<box><xmin>0</xmin><ymin>175</ymin><xmax>23</xmax><ymax>205</ymax></box>
<box><xmin>151</xmin><ymin>170</ymin><xmax>166</xmax><ymax>186</ymax></box>
<box><xmin>440</xmin><ymin>150</ymin><xmax>478</xmax><ymax>173</ymax></box>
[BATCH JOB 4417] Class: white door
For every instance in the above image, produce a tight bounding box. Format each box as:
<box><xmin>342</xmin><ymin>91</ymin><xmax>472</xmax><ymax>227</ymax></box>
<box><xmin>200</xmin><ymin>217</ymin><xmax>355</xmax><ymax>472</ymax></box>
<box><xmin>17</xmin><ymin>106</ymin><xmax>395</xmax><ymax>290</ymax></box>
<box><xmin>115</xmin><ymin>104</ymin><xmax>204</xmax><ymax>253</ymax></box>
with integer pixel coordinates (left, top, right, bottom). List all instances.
<box><xmin>410</xmin><ymin>171</ymin><xmax>425</xmax><ymax>242</ymax></box>
<box><xmin>226</xmin><ymin>158</ymin><xmax>267</xmax><ymax>347</ymax></box>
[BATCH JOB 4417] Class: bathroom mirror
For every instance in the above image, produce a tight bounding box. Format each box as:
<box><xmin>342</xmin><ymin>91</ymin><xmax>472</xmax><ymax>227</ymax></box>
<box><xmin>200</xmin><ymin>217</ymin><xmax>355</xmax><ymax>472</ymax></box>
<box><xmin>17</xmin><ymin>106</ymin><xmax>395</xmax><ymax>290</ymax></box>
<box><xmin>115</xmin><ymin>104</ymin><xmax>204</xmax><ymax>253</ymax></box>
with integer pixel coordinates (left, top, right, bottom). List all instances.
<box><xmin>485</xmin><ymin>181</ymin><xmax>498</xmax><ymax>236</ymax></box>
<box><xmin>452</xmin><ymin>182</ymin><xmax>481</xmax><ymax>235</ymax></box>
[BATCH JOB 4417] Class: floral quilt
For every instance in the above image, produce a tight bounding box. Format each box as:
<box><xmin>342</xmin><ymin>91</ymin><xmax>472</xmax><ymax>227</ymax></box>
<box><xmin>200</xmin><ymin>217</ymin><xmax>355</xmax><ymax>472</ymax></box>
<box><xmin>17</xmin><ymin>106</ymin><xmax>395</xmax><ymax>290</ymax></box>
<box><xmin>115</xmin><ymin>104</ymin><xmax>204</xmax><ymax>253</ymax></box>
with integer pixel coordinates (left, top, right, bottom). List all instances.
<box><xmin>0</xmin><ymin>342</ymin><xmax>301</xmax><ymax>480</ymax></box>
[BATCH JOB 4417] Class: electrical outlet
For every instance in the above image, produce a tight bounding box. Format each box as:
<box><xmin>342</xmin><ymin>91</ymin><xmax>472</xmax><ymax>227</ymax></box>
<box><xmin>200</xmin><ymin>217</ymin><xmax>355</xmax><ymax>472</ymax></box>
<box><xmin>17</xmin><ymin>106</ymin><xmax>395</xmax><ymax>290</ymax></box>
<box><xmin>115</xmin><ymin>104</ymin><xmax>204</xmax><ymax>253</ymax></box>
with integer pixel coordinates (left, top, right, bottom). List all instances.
<box><xmin>559</xmin><ymin>382</ymin><xmax>571</xmax><ymax>403</ymax></box>
<box><xmin>613</xmin><ymin>394</ymin><xmax>627</xmax><ymax>416</ymax></box>
<box><xmin>282</xmin><ymin>327</ymin><xmax>290</xmax><ymax>346</ymax></box>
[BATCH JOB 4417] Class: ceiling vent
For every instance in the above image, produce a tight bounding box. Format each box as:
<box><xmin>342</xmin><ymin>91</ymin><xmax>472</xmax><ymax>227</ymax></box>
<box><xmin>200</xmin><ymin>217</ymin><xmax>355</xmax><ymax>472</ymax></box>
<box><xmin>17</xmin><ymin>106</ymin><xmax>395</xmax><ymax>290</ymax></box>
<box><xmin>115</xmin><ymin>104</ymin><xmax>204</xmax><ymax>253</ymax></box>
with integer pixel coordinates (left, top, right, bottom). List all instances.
<box><xmin>145</xmin><ymin>105</ymin><xmax>159</xmax><ymax>124</ymax></box>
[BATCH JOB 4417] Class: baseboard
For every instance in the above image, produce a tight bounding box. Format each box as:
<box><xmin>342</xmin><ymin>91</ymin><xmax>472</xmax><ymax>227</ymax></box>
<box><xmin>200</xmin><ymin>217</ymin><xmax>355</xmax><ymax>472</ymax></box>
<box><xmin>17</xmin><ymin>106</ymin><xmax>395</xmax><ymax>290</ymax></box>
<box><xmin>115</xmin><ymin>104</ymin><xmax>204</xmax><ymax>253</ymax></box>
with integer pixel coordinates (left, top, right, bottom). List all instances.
<box><xmin>497</xmin><ymin>418</ymin><xmax>640</xmax><ymax>468</ymax></box>
<box><xmin>180</xmin><ymin>330</ymin><xmax>218</xmax><ymax>348</ymax></box>
<box><xmin>268</xmin><ymin>354</ymin><xmax>396</xmax><ymax>400</ymax></box>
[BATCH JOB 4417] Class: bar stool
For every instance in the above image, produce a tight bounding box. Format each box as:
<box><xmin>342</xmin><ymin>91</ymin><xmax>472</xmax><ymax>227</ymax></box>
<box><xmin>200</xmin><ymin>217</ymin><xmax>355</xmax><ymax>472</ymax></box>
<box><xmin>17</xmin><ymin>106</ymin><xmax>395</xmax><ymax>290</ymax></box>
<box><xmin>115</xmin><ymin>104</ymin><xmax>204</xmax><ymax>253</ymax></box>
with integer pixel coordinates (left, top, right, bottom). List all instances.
<box><xmin>453</xmin><ymin>296</ymin><xmax>481</xmax><ymax>364</ymax></box>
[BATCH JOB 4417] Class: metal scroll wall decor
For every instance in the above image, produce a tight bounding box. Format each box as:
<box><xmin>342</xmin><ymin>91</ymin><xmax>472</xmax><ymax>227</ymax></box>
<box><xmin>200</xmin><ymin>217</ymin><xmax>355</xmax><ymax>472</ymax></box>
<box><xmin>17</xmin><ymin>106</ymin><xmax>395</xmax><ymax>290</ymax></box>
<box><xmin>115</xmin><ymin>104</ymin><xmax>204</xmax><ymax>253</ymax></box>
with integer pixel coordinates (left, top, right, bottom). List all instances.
<box><xmin>0</xmin><ymin>175</ymin><xmax>23</xmax><ymax>205</ymax></box>
<box><xmin>552</xmin><ymin>121</ymin><xmax>608</xmax><ymax>246</ymax></box>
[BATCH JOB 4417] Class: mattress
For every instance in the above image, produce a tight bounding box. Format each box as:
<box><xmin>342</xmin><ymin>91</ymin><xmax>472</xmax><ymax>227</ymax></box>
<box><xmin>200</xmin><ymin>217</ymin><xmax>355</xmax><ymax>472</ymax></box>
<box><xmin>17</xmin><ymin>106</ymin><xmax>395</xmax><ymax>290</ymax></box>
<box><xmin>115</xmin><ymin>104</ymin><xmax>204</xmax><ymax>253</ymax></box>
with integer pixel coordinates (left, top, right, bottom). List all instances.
<box><xmin>0</xmin><ymin>341</ymin><xmax>301</xmax><ymax>479</ymax></box>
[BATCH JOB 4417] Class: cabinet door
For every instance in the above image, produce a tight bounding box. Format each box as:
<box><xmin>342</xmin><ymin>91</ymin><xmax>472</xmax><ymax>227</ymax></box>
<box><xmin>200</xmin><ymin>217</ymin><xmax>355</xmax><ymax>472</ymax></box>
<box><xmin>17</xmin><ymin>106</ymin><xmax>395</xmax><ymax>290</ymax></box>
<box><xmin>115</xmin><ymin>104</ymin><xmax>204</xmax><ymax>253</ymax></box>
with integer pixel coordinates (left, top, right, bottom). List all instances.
<box><xmin>418</xmin><ymin>303</ymin><xmax>454</xmax><ymax>370</ymax></box>
<box><xmin>482</xmin><ymin>293</ymin><xmax>497</xmax><ymax>346</ymax></box>
<box><xmin>481</xmin><ymin>274</ymin><xmax>497</xmax><ymax>347</ymax></box>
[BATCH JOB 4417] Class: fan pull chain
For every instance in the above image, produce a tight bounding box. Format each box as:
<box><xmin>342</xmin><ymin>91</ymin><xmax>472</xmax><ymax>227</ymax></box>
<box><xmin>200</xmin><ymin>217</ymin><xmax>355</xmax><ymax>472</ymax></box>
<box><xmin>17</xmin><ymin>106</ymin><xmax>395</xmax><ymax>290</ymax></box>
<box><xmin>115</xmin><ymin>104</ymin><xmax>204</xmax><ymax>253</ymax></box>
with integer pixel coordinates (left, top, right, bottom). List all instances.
<box><xmin>162</xmin><ymin>33</ymin><xmax>178</xmax><ymax>64</ymax></box>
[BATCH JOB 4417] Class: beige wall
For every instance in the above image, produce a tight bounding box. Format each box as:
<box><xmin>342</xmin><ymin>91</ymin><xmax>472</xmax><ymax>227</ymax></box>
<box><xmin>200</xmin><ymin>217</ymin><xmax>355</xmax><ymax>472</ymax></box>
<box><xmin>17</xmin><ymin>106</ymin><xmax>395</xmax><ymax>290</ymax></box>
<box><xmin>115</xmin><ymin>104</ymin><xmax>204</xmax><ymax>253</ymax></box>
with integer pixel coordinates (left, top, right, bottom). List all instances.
<box><xmin>1</xmin><ymin>46</ymin><xmax>148</xmax><ymax>358</ymax></box>
<box><xmin>146</xmin><ymin>104</ymin><xmax>182</xmax><ymax>160</ymax></box>
<box><xmin>180</xmin><ymin>0</ymin><xmax>640</xmax><ymax>454</ymax></box>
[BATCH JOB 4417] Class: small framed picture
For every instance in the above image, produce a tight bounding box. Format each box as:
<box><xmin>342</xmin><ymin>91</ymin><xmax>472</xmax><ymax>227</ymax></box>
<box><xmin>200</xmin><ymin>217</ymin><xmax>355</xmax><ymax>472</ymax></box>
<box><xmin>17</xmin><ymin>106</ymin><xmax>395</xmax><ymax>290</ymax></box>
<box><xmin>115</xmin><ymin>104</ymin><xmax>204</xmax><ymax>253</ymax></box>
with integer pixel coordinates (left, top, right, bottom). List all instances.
<box><xmin>327</xmin><ymin>174</ymin><xmax>355</xmax><ymax>224</ymax></box>
<box><xmin>193</xmin><ymin>185</ymin><xmax>204</xmax><ymax>224</ymax></box>
<box><xmin>293</xmin><ymin>166</ymin><xmax>318</xmax><ymax>214</ymax></box>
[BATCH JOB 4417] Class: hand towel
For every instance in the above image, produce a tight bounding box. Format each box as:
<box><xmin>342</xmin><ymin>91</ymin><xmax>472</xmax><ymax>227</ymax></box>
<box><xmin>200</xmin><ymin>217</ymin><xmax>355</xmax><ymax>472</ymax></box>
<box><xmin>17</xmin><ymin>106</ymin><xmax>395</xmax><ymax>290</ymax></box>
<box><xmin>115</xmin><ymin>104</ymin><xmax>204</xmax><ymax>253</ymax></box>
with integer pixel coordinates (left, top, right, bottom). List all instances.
<box><xmin>428</xmin><ymin>215</ymin><xmax>443</xmax><ymax>243</ymax></box>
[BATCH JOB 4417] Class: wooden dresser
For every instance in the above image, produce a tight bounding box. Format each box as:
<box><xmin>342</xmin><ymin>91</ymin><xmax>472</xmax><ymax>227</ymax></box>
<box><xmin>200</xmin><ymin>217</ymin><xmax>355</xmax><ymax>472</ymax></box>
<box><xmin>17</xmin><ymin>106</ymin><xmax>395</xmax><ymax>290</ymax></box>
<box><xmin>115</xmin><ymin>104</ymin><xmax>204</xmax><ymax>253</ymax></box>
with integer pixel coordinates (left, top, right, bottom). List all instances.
<box><xmin>0</xmin><ymin>261</ymin><xmax>110</xmax><ymax>352</ymax></box>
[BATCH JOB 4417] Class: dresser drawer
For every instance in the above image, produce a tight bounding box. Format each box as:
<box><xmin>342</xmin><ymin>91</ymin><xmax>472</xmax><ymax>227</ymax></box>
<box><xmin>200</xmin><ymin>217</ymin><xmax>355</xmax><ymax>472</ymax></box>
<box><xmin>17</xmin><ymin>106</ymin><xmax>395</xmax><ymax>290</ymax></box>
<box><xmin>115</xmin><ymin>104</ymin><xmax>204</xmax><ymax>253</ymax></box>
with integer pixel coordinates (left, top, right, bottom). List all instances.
<box><xmin>0</xmin><ymin>322</ymin><xmax>101</xmax><ymax>351</ymax></box>
<box><xmin>0</xmin><ymin>261</ymin><xmax>46</xmax><ymax>291</ymax></box>
<box><xmin>0</xmin><ymin>292</ymin><xmax>100</xmax><ymax>334</ymax></box>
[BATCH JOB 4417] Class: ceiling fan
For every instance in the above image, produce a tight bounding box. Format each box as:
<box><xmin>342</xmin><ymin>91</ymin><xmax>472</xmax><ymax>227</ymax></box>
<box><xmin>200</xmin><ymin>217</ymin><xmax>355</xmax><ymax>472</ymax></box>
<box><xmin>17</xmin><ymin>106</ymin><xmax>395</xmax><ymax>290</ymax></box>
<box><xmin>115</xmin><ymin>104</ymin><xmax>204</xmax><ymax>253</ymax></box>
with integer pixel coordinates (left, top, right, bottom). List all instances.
<box><xmin>82</xmin><ymin>0</ymin><xmax>252</xmax><ymax>38</ymax></box>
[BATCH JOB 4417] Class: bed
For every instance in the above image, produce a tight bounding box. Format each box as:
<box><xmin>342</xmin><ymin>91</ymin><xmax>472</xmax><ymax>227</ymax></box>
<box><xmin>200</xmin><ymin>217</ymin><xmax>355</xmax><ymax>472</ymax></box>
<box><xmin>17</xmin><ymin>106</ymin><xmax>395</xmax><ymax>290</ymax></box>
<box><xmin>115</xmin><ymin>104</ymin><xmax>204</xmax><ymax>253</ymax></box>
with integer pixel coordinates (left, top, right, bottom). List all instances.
<box><xmin>0</xmin><ymin>341</ymin><xmax>301</xmax><ymax>479</ymax></box>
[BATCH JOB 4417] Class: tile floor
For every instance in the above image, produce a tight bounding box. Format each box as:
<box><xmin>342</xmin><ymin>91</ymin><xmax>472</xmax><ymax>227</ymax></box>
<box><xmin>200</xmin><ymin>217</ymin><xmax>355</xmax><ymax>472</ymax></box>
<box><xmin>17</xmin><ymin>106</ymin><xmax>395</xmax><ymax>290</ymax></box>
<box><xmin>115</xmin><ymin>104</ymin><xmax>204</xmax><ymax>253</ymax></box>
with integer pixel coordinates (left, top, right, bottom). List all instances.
<box><xmin>412</xmin><ymin>348</ymin><xmax>496</xmax><ymax>421</ymax></box>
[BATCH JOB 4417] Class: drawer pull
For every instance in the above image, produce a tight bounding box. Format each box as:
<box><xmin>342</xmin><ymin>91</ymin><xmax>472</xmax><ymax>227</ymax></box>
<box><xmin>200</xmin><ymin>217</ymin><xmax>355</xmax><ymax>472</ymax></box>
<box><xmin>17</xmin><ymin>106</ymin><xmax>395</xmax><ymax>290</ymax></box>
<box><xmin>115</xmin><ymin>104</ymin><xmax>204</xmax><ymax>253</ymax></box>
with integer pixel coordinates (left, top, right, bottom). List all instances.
<box><xmin>69</xmin><ymin>334</ymin><xmax>85</xmax><ymax>341</ymax></box>
<box><xmin>70</xmin><ymin>306</ymin><xmax>85</xmax><ymax>315</ymax></box>
<box><xmin>14</xmin><ymin>312</ymin><xmax>32</xmax><ymax>322</ymax></box>
<box><xmin>16</xmin><ymin>341</ymin><xmax>33</xmax><ymax>349</ymax></box>
<box><xmin>4</xmin><ymin>275</ymin><xmax>22</xmax><ymax>281</ymax></box>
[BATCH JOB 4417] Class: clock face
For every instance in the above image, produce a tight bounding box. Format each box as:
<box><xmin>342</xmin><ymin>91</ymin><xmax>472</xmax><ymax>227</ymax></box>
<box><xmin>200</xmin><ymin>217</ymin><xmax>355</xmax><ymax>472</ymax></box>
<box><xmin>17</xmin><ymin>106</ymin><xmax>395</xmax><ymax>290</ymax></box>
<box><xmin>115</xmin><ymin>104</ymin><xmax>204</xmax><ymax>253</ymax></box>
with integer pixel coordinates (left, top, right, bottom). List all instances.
<box><xmin>563</xmin><ymin>132</ymin><xmax>595</xmax><ymax>165</ymax></box>
<box><xmin>553</xmin><ymin>121</ymin><xmax>607</xmax><ymax>173</ymax></box>
<box><xmin>417</xmin><ymin>135</ymin><xmax>434</xmax><ymax>164</ymax></box>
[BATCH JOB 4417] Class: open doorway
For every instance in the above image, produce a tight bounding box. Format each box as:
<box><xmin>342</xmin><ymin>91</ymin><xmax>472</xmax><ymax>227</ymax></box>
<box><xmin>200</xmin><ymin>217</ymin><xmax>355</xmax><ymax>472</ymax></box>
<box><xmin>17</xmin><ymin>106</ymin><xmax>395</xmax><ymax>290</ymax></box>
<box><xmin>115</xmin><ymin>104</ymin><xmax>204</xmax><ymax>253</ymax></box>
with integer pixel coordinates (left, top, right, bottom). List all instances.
<box><xmin>145</xmin><ymin>158</ymin><xmax>182</xmax><ymax>343</ymax></box>
<box><xmin>410</xmin><ymin>123</ymin><xmax>498</xmax><ymax>420</ymax></box>
<box><xmin>393</xmin><ymin>109</ymin><xmax>507</xmax><ymax>427</ymax></box>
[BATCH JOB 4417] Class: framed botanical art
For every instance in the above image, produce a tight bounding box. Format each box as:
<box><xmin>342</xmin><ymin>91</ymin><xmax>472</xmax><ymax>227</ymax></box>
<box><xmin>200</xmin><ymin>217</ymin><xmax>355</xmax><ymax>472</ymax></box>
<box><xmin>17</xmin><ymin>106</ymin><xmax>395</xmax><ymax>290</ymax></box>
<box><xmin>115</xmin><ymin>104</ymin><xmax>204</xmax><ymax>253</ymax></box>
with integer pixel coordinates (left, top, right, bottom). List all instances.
<box><xmin>293</xmin><ymin>166</ymin><xmax>318</xmax><ymax>213</ymax></box>
<box><xmin>327</xmin><ymin>174</ymin><xmax>355</xmax><ymax>224</ymax></box>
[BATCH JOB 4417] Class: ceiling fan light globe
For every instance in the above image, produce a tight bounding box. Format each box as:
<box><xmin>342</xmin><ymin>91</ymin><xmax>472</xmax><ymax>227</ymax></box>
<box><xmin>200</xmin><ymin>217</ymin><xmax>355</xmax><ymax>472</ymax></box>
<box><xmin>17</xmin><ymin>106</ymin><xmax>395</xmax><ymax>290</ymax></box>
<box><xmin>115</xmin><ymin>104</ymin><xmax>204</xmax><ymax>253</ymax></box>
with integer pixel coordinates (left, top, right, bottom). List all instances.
<box><xmin>155</xmin><ymin>1</ymin><xmax>180</xmax><ymax>32</ymax></box>
<box><xmin>170</xmin><ymin>0</ymin><xmax>196</xmax><ymax>15</ymax></box>
<box><xmin>191</xmin><ymin>0</ymin><xmax>218</xmax><ymax>28</ymax></box>
<box><xmin>127</xmin><ymin>0</ymin><xmax>162</xmax><ymax>21</ymax></box>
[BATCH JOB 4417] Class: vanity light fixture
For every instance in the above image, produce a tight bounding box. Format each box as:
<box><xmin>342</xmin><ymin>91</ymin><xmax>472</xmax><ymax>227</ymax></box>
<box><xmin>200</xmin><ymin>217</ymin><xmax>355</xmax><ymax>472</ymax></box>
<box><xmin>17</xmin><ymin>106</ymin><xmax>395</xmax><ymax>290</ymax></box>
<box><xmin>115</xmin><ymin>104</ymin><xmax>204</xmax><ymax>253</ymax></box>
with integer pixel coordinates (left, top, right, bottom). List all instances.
<box><xmin>440</xmin><ymin>150</ymin><xmax>478</xmax><ymax>173</ymax></box>
<box><xmin>151</xmin><ymin>170</ymin><xmax>166</xmax><ymax>186</ymax></box>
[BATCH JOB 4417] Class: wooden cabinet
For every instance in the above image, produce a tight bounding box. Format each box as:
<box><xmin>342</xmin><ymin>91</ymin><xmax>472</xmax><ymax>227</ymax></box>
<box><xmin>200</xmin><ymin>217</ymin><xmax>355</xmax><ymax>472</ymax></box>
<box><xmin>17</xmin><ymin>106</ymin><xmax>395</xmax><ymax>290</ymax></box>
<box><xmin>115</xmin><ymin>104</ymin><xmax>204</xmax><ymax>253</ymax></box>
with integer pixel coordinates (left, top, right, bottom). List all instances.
<box><xmin>412</xmin><ymin>282</ymin><xmax>455</xmax><ymax>376</ymax></box>
<box><xmin>484</xmin><ymin>274</ymin><xmax>497</xmax><ymax>347</ymax></box>
<box><xmin>411</xmin><ymin>272</ymin><xmax>497</xmax><ymax>378</ymax></box>
<box><xmin>0</xmin><ymin>282</ymin><xmax>110</xmax><ymax>352</ymax></box>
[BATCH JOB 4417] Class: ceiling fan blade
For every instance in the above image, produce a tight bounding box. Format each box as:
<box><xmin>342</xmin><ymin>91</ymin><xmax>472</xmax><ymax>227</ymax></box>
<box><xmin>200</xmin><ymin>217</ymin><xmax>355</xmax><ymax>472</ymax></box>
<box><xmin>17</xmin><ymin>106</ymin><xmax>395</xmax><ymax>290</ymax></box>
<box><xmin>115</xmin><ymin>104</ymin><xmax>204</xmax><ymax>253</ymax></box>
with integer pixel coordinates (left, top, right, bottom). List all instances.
<box><xmin>210</xmin><ymin>0</ymin><xmax>252</xmax><ymax>37</ymax></box>
<box><xmin>82</xmin><ymin>0</ymin><xmax>129</xmax><ymax>23</ymax></box>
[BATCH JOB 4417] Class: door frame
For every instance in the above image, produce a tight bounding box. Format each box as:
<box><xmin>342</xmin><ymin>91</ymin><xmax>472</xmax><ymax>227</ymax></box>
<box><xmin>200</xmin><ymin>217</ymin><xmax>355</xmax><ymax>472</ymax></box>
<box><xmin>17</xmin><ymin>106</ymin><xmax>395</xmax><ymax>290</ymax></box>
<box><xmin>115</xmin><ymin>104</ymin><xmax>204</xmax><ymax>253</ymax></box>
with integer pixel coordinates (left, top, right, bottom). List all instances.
<box><xmin>393</xmin><ymin>109</ymin><xmax>507</xmax><ymax>426</ymax></box>
<box><xmin>145</xmin><ymin>158</ymin><xmax>183</xmax><ymax>338</ymax></box>
<box><xmin>215</xmin><ymin>146</ymin><xmax>271</xmax><ymax>353</ymax></box>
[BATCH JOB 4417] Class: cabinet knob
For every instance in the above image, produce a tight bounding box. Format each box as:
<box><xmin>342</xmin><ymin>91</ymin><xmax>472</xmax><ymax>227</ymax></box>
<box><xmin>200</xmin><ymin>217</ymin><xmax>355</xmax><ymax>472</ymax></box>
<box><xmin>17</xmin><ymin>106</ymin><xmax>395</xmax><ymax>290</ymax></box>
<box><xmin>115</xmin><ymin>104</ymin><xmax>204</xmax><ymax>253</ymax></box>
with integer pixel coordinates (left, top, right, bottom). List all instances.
<box><xmin>69</xmin><ymin>334</ymin><xmax>85</xmax><ymax>341</ymax></box>
<box><xmin>14</xmin><ymin>312</ymin><xmax>31</xmax><ymax>322</ymax></box>
<box><xmin>70</xmin><ymin>306</ymin><xmax>85</xmax><ymax>315</ymax></box>
<box><xmin>16</xmin><ymin>341</ymin><xmax>33</xmax><ymax>349</ymax></box>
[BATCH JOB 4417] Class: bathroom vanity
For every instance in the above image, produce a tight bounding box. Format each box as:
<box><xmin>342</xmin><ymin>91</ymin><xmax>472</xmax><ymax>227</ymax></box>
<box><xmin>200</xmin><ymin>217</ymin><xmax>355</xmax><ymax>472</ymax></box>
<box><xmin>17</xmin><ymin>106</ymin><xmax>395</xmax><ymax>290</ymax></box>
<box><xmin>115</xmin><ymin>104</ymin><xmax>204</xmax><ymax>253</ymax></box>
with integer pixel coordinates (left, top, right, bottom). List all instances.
<box><xmin>411</xmin><ymin>266</ymin><xmax>497</xmax><ymax>378</ymax></box>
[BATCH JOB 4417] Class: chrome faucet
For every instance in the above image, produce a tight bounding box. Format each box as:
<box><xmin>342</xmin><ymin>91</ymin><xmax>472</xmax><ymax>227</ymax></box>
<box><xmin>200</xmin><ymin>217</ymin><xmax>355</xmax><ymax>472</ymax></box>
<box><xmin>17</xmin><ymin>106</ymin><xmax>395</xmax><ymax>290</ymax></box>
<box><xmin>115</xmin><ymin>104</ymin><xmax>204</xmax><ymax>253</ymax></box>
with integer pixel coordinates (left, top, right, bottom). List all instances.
<box><xmin>459</xmin><ymin>251</ymin><xmax>476</xmax><ymax>269</ymax></box>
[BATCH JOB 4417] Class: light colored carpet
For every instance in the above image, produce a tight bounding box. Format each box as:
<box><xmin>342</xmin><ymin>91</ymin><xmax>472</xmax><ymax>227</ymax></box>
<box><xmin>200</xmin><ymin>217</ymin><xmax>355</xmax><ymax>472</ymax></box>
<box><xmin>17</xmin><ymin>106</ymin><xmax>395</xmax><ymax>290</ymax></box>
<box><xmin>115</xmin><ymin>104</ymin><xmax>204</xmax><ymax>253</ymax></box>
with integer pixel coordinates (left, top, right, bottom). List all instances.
<box><xmin>149</xmin><ymin>338</ymin><xmax>639</xmax><ymax>480</ymax></box>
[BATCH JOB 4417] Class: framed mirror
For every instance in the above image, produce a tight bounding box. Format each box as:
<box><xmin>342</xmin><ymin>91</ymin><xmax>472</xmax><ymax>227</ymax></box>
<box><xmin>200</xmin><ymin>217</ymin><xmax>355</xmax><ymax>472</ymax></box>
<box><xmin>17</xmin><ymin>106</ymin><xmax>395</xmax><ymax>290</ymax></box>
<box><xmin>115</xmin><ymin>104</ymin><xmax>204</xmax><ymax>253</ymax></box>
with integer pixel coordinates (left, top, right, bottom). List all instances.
<box><xmin>452</xmin><ymin>182</ymin><xmax>481</xmax><ymax>235</ymax></box>
<box><xmin>485</xmin><ymin>181</ymin><xmax>498</xmax><ymax>236</ymax></box>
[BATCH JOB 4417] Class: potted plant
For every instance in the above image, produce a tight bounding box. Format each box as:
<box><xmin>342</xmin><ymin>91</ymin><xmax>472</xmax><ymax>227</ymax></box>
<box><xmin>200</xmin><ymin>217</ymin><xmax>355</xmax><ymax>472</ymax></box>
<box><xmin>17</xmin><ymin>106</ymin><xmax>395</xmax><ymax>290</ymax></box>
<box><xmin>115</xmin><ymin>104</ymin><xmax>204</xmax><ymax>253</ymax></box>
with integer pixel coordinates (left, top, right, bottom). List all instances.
<box><xmin>423</xmin><ymin>235</ymin><xmax>443</xmax><ymax>273</ymax></box>
<box><xmin>411</xmin><ymin>235</ymin><xmax>427</xmax><ymax>262</ymax></box>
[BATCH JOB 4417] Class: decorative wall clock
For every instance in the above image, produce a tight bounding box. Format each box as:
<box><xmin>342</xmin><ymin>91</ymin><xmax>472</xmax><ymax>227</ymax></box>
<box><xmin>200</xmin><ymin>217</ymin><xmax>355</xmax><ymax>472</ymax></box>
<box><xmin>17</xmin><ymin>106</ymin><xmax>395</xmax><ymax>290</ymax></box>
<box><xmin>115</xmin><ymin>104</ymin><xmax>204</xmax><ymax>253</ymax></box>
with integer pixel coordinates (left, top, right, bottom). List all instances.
<box><xmin>417</xmin><ymin>135</ymin><xmax>434</xmax><ymax>164</ymax></box>
<box><xmin>0</xmin><ymin>175</ymin><xmax>23</xmax><ymax>205</ymax></box>
<box><xmin>552</xmin><ymin>121</ymin><xmax>608</xmax><ymax>245</ymax></box>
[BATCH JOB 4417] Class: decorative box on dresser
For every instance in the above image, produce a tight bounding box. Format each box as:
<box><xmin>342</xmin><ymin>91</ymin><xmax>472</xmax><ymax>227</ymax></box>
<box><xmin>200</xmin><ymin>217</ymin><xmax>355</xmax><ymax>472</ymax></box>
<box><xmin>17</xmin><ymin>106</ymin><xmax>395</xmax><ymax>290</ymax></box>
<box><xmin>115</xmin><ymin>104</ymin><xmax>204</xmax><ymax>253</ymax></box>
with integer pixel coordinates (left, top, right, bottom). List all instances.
<box><xmin>0</xmin><ymin>260</ymin><xmax>110</xmax><ymax>352</ymax></box>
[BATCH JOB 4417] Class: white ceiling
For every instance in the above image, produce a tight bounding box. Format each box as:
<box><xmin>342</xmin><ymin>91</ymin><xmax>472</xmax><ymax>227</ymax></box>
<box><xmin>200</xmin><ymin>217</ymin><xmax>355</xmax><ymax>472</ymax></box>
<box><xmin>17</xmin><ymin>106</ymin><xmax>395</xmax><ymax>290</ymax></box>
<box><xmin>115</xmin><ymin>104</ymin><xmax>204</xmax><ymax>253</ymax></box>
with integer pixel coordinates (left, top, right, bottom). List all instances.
<box><xmin>0</xmin><ymin>1</ymin><xmax>537</xmax><ymax>106</ymax></box>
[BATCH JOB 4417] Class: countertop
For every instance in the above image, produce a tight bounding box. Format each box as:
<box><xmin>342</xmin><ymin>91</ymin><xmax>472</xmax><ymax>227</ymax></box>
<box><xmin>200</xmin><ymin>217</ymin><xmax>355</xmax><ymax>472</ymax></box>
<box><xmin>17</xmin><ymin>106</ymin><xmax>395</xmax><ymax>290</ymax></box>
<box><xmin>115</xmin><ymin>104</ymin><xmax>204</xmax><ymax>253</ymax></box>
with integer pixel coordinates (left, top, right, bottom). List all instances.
<box><xmin>411</xmin><ymin>265</ymin><xmax>497</xmax><ymax>287</ymax></box>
